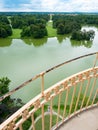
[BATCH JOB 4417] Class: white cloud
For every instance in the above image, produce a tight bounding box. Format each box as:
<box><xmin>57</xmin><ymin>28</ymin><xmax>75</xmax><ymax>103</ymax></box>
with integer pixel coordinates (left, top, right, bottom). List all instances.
<box><xmin>0</xmin><ymin>0</ymin><xmax>98</xmax><ymax>12</ymax></box>
<box><xmin>67</xmin><ymin>0</ymin><xmax>98</xmax><ymax>12</ymax></box>
<box><xmin>31</xmin><ymin>0</ymin><xmax>98</xmax><ymax>12</ymax></box>
<box><xmin>40</xmin><ymin>0</ymin><xmax>59</xmax><ymax>11</ymax></box>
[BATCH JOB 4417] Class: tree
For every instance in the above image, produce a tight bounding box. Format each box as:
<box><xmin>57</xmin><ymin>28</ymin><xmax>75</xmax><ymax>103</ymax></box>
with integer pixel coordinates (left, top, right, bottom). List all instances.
<box><xmin>30</xmin><ymin>24</ymin><xmax>47</xmax><ymax>38</ymax></box>
<box><xmin>64</xmin><ymin>24</ymin><xmax>72</xmax><ymax>34</ymax></box>
<box><xmin>87</xmin><ymin>30</ymin><xmax>95</xmax><ymax>40</ymax></box>
<box><xmin>0</xmin><ymin>77</ymin><xmax>24</xmax><ymax>123</ymax></box>
<box><xmin>21</xmin><ymin>23</ymin><xmax>47</xmax><ymax>38</ymax></box>
<box><xmin>57</xmin><ymin>23</ymin><xmax>65</xmax><ymax>34</ymax></box>
<box><xmin>21</xmin><ymin>26</ymin><xmax>30</xmax><ymax>37</ymax></box>
<box><xmin>0</xmin><ymin>24</ymin><xmax>12</xmax><ymax>38</ymax></box>
<box><xmin>0</xmin><ymin>77</ymin><xmax>11</xmax><ymax>103</ymax></box>
<box><xmin>5</xmin><ymin>25</ymin><xmax>12</xmax><ymax>36</ymax></box>
<box><xmin>71</xmin><ymin>30</ymin><xmax>95</xmax><ymax>41</ymax></box>
<box><xmin>0</xmin><ymin>27</ymin><xmax>7</xmax><ymax>38</ymax></box>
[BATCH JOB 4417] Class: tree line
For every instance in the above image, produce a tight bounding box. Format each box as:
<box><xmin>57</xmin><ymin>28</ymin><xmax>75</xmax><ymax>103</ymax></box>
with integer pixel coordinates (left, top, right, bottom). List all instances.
<box><xmin>0</xmin><ymin>14</ymin><xmax>98</xmax><ymax>39</ymax></box>
<box><xmin>0</xmin><ymin>15</ymin><xmax>12</xmax><ymax>38</ymax></box>
<box><xmin>71</xmin><ymin>29</ymin><xmax>95</xmax><ymax>41</ymax></box>
<box><xmin>0</xmin><ymin>14</ymin><xmax>49</xmax><ymax>38</ymax></box>
<box><xmin>52</xmin><ymin>14</ymin><xmax>97</xmax><ymax>40</ymax></box>
<box><xmin>11</xmin><ymin>14</ymin><xmax>49</xmax><ymax>38</ymax></box>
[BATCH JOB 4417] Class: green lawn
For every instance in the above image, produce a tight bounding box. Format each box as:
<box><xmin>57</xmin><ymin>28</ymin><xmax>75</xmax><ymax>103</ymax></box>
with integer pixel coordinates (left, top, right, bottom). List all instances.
<box><xmin>9</xmin><ymin>29</ymin><xmax>22</xmax><ymax>39</ymax></box>
<box><xmin>35</xmin><ymin>115</ymin><xmax>57</xmax><ymax>130</ymax></box>
<box><xmin>46</xmin><ymin>21</ymin><xmax>57</xmax><ymax>37</ymax></box>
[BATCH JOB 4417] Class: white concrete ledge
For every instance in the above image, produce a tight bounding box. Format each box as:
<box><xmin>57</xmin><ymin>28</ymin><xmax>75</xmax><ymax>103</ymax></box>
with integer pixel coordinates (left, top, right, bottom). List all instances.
<box><xmin>58</xmin><ymin>107</ymin><xmax>98</xmax><ymax>130</ymax></box>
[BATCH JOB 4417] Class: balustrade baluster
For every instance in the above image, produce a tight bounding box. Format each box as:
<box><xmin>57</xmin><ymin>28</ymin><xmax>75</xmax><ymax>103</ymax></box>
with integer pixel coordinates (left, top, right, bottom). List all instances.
<box><xmin>92</xmin><ymin>89</ymin><xmax>98</xmax><ymax>105</ymax></box>
<box><xmin>50</xmin><ymin>97</ymin><xmax>53</xmax><ymax>130</ymax></box>
<box><xmin>42</xmin><ymin>104</ymin><xmax>45</xmax><ymax>130</ymax></box>
<box><xmin>74</xmin><ymin>81</ymin><xmax>83</xmax><ymax>112</ymax></box>
<box><xmin>80</xmin><ymin>78</ymin><xmax>91</xmax><ymax>109</ymax></box>
<box><xmin>62</xmin><ymin>87</ymin><xmax>69</xmax><ymax>121</ymax></box>
<box><xmin>86</xmin><ymin>77</ymin><xmax>97</xmax><ymax>107</ymax></box>
<box><xmin>31</xmin><ymin>113</ymin><xmax>35</xmax><ymax>130</ymax></box>
<box><xmin>56</xmin><ymin>91</ymin><xmax>62</xmax><ymax>127</ymax></box>
<box><xmin>69</xmin><ymin>84</ymin><xmax>76</xmax><ymax>116</ymax></box>
<box><xmin>19</xmin><ymin>124</ymin><xmax>23</xmax><ymax>130</ymax></box>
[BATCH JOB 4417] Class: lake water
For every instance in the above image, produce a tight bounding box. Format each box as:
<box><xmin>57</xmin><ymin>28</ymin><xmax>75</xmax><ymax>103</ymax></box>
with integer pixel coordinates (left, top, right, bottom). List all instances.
<box><xmin>0</xmin><ymin>26</ymin><xmax>98</xmax><ymax>103</ymax></box>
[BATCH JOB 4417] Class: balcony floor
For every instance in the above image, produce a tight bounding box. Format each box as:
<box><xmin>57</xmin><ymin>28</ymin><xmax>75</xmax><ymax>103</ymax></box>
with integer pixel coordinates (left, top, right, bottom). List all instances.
<box><xmin>59</xmin><ymin>107</ymin><xmax>98</xmax><ymax>130</ymax></box>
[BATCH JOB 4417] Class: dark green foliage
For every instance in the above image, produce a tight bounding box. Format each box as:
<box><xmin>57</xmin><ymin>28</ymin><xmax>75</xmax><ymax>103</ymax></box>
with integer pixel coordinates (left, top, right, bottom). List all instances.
<box><xmin>53</xmin><ymin>14</ymin><xmax>96</xmax><ymax>40</ymax></box>
<box><xmin>22</xmin><ymin>118</ymin><xmax>31</xmax><ymax>130</ymax></box>
<box><xmin>10</xmin><ymin>14</ymin><xmax>49</xmax><ymax>38</ymax></box>
<box><xmin>57</xmin><ymin>23</ymin><xmax>65</xmax><ymax>34</ymax></box>
<box><xmin>0</xmin><ymin>77</ymin><xmax>23</xmax><ymax>123</ymax></box>
<box><xmin>11</xmin><ymin>14</ymin><xmax>49</xmax><ymax>29</ymax></box>
<box><xmin>56</xmin><ymin>19</ymin><xmax>81</xmax><ymax>35</ymax></box>
<box><xmin>0</xmin><ymin>77</ymin><xmax>11</xmax><ymax>103</ymax></box>
<box><xmin>0</xmin><ymin>15</ymin><xmax>9</xmax><ymax>24</ymax></box>
<box><xmin>21</xmin><ymin>23</ymin><xmax>47</xmax><ymax>38</ymax></box>
<box><xmin>71</xmin><ymin>30</ymin><xmax>95</xmax><ymax>41</ymax></box>
<box><xmin>52</xmin><ymin>14</ymin><xmax>98</xmax><ymax>28</ymax></box>
<box><xmin>0</xmin><ymin>103</ymin><xmax>10</xmax><ymax>122</ymax></box>
<box><xmin>0</xmin><ymin>24</ymin><xmax>12</xmax><ymax>38</ymax></box>
<box><xmin>0</xmin><ymin>27</ymin><xmax>8</xmax><ymax>38</ymax></box>
<box><xmin>64</xmin><ymin>22</ymin><xmax>81</xmax><ymax>34</ymax></box>
<box><xmin>0</xmin><ymin>16</ymin><xmax>12</xmax><ymax>38</ymax></box>
<box><xmin>30</xmin><ymin>23</ymin><xmax>47</xmax><ymax>38</ymax></box>
<box><xmin>0</xmin><ymin>77</ymin><xmax>11</xmax><ymax>123</ymax></box>
<box><xmin>21</xmin><ymin>26</ymin><xmax>30</xmax><ymax>37</ymax></box>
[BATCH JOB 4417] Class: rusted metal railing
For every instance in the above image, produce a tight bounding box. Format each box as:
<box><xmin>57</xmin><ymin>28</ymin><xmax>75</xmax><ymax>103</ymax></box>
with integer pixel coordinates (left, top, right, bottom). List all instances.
<box><xmin>0</xmin><ymin>52</ymin><xmax>98</xmax><ymax>130</ymax></box>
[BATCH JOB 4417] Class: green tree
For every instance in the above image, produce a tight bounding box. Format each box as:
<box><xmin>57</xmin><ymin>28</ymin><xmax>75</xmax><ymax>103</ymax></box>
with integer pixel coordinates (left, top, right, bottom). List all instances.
<box><xmin>0</xmin><ymin>27</ymin><xmax>7</xmax><ymax>38</ymax></box>
<box><xmin>5</xmin><ymin>25</ymin><xmax>12</xmax><ymax>36</ymax></box>
<box><xmin>0</xmin><ymin>77</ymin><xmax>11</xmax><ymax>103</ymax></box>
<box><xmin>71</xmin><ymin>30</ymin><xmax>95</xmax><ymax>41</ymax></box>
<box><xmin>0</xmin><ymin>24</ymin><xmax>12</xmax><ymax>38</ymax></box>
<box><xmin>21</xmin><ymin>26</ymin><xmax>30</xmax><ymax>37</ymax></box>
<box><xmin>0</xmin><ymin>77</ymin><xmax>24</xmax><ymax>123</ymax></box>
<box><xmin>21</xmin><ymin>23</ymin><xmax>47</xmax><ymax>38</ymax></box>
<box><xmin>57</xmin><ymin>23</ymin><xmax>65</xmax><ymax>34</ymax></box>
<box><xmin>30</xmin><ymin>24</ymin><xmax>47</xmax><ymax>38</ymax></box>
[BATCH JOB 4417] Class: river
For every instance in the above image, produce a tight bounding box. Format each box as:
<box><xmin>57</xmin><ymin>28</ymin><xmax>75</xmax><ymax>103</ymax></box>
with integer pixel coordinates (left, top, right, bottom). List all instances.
<box><xmin>0</xmin><ymin>26</ymin><xmax>98</xmax><ymax>103</ymax></box>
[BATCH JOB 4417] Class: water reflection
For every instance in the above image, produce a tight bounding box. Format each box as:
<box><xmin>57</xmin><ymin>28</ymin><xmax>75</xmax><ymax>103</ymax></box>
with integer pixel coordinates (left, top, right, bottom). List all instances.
<box><xmin>70</xmin><ymin>40</ymin><xmax>93</xmax><ymax>48</ymax></box>
<box><xmin>57</xmin><ymin>35</ymin><xmax>68</xmax><ymax>43</ymax></box>
<box><xmin>22</xmin><ymin>37</ymin><xmax>48</xmax><ymax>47</ymax></box>
<box><xmin>0</xmin><ymin>39</ymin><xmax>12</xmax><ymax>47</ymax></box>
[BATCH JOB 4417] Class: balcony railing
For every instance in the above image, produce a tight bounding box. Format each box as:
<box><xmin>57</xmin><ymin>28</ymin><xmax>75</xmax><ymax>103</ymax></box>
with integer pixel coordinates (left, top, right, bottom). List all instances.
<box><xmin>0</xmin><ymin>52</ymin><xmax>98</xmax><ymax>130</ymax></box>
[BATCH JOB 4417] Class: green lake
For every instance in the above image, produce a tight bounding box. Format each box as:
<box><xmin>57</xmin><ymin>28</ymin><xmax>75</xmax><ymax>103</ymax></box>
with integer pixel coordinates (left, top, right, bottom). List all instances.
<box><xmin>0</xmin><ymin>26</ymin><xmax>98</xmax><ymax>103</ymax></box>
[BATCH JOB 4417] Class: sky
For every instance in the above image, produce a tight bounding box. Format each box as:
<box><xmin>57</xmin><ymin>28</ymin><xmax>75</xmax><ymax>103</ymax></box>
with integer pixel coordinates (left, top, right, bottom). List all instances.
<box><xmin>0</xmin><ymin>0</ymin><xmax>98</xmax><ymax>12</ymax></box>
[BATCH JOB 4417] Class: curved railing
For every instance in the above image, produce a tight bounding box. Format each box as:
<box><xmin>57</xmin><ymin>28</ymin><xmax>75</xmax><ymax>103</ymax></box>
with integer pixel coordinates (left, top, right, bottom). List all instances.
<box><xmin>0</xmin><ymin>52</ymin><xmax>98</xmax><ymax>130</ymax></box>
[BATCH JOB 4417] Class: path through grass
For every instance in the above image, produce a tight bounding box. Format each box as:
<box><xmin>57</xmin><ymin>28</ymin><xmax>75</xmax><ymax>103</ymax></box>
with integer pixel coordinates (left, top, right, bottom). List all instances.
<box><xmin>46</xmin><ymin>21</ymin><xmax>57</xmax><ymax>37</ymax></box>
<box><xmin>9</xmin><ymin>29</ymin><xmax>22</xmax><ymax>39</ymax></box>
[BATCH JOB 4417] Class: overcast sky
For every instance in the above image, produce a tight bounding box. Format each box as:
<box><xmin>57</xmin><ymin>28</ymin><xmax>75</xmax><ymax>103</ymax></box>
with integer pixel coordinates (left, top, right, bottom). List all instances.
<box><xmin>0</xmin><ymin>0</ymin><xmax>98</xmax><ymax>12</ymax></box>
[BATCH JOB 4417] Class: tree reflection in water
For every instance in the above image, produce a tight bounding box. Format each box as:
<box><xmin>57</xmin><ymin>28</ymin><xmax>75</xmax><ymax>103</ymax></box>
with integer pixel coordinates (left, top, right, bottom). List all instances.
<box><xmin>0</xmin><ymin>39</ymin><xmax>12</xmax><ymax>47</ymax></box>
<box><xmin>70</xmin><ymin>40</ymin><xmax>93</xmax><ymax>48</ymax></box>
<box><xmin>22</xmin><ymin>37</ymin><xmax>48</xmax><ymax>47</ymax></box>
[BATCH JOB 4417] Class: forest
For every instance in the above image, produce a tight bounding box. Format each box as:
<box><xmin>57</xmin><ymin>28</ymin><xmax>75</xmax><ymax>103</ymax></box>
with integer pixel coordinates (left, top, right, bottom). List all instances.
<box><xmin>11</xmin><ymin>14</ymin><xmax>49</xmax><ymax>38</ymax></box>
<box><xmin>0</xmin><ymin>15</ymin><xmax>12</xmax><ymax>38</ymax></box>
<box><xmin>0</xmin><ymin>13</ymin><xmax>97</xmax><ymax>40</ymax></box>
<box><xmin>53</xmin><ymin>14</ymin><xmax>96</xmax><ymax>40</ymax></box>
